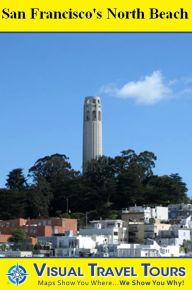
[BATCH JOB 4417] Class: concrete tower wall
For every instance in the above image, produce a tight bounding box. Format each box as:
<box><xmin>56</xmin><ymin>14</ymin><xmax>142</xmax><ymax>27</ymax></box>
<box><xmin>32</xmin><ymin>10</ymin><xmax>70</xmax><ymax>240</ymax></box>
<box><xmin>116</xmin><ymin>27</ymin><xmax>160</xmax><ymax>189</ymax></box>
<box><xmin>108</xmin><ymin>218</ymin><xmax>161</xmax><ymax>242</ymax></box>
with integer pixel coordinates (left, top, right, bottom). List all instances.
<box><xmin>83</xmin><ymin>96</ymin><xmax>102</xmax><ymax>172</ymax></box>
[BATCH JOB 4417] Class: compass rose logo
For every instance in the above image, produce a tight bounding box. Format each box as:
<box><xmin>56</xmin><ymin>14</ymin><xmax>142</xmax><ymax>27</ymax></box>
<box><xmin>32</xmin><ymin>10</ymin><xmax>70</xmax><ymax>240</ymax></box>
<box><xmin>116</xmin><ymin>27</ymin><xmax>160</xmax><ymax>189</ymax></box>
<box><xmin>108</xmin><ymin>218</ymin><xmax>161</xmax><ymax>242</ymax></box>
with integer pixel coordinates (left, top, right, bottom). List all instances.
<box><xmin>6</xmin><ymin>264</ymin><xmax>29</xmax><ymax>286</ymax></box>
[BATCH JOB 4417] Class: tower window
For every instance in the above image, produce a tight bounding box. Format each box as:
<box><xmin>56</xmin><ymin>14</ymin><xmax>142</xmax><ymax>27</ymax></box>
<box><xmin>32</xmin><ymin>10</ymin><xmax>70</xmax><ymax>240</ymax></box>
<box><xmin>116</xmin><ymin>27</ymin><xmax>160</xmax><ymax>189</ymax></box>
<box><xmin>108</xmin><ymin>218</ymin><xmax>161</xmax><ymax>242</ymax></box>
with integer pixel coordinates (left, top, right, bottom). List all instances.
<box><xmin>86</xmin><ymin>111</ymin><xmax>90</xmax><ymax>121</ymax></box>
<box><xmin>98</xmin><ymin>111</ymin><xmax>101</xmax><ymax>121</ymax></box>
<box><xmin>92</xmin><ymin>110</ymin><xmax>96</xmax><ymax>120</ymax></box>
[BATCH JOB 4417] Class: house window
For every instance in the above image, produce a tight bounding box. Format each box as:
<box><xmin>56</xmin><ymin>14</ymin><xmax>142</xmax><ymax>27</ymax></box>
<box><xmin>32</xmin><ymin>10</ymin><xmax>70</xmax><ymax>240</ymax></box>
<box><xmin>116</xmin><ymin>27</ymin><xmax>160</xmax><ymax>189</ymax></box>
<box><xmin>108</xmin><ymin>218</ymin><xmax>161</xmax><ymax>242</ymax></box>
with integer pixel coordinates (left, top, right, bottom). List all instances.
<box><xmin>58</xmin><ymin>220</ymin><xmax>62</xmax><ymax>226</ymax></box>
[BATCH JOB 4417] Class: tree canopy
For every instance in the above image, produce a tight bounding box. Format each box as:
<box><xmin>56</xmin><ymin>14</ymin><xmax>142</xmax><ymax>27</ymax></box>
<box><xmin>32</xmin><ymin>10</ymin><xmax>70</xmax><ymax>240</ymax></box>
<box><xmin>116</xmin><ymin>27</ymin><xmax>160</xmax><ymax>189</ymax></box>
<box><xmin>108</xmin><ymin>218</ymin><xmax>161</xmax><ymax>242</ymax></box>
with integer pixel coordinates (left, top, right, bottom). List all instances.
<box><xmin>0</xmin><ymin>150</ymin><xmax>190</xmax><ymax>224</ymax></box>
<box><xmin>6</xmin><ymin>168</ymin><xmax>27</xmax><ymax>190</ymax></box>
<box><xmin>8</xmin><ymin>229</ymin><xmax>26</xmax><ymax>244</ymax></box>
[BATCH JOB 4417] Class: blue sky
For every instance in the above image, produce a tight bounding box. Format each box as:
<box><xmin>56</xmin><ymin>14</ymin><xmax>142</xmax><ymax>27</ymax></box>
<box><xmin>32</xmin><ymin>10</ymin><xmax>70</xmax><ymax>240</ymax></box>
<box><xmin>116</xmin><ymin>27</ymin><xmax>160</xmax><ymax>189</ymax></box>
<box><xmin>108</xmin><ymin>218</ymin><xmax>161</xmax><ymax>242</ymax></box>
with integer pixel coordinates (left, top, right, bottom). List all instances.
<box><xmin>0</xmin><ymin>33</ymin><xmax>192</xmax><ymax>197</ymax></box>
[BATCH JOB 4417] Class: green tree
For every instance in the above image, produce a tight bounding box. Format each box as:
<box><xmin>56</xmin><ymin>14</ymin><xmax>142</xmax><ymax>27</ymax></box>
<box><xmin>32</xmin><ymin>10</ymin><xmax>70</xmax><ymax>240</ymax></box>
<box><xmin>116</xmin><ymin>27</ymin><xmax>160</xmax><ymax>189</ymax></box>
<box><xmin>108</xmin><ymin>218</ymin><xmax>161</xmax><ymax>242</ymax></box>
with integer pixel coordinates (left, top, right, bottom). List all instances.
<box><xmin>8</xmin><ymin>229</ymin><xmax>26</xmax><ymax>244</ymax></box>
<box><xmin>0</xmin><ymin>243</ymin><xmax>8</xmax><ymax>251</ymax></box>
<box><xmin>118</xmin><ymin>149</ymin><xmax>157</xmax><ymax>180</ymax></box>
<box><xmin>27</xmin><ymin>177</ymin><xmax>53</xmax><ymax>218</ymax></box>
<box><xmin>28</xmin><ymin>154</ymin><xmax>80</xmax><ymax>216</ymax></box>
<box><xmin>112</xmin><ymin>150</ymin><xmax>157</xmax><ymax>208</ymax></box>
<box><xmin>6</xmin><ymin>168</ymin><xmax>27</xmax><ymax>190</ymax></box>
<box><xmin>115</xmin><ymin>170</ymin><xmax>145</xmax><ymax>208</ymax></box>
<box><xmin>83</xmin><ymin>156</ymin><xmax>117</xmax><ymax>210</ymax></box>
<box><xmin>29</xmin><ymin>154</ymin><xmax>77</xmax><ymax>183</ymax></box>
<box><xmin>0</xmin><ymin>189</ymin><xmax>28</xmax><ymax>219</ymax></box>
<box><xmin>0</xmin><ymin>149</ymin><xmax>189</xmax><ymax>221</ymax></box>
<box><xmin>146</xmin><ymin>174</ymin><xmax>189</xmax><ymax>204</ymax></box>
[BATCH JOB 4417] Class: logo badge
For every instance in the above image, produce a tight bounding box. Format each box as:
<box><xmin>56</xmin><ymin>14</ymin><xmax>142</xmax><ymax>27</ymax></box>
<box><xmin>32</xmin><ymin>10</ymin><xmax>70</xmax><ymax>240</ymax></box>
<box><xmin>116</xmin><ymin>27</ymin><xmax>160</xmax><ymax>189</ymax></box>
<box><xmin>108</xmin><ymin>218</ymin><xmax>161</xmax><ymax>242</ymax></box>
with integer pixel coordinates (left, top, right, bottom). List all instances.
<box><xmin>7</xmin><ymin>264</ymin><xmax>29</xmax><ymax>286</ymax></box>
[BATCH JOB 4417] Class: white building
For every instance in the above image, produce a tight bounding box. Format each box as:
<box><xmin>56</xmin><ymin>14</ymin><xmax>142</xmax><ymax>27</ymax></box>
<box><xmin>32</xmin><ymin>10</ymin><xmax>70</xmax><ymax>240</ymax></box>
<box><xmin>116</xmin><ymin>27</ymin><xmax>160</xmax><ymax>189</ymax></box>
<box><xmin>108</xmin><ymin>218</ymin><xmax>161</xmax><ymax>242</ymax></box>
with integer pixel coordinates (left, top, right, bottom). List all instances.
<box><xmin>122</xmin><ymin>206</ymin><xmax>168</xmax><ymax>223</ymax></box>
<box><xmin>156</xmin><ymin>228</ymin><xmax>191</xmax><ymax>246</ymax></box>
<box><xmin>151</xmin><ymin>206</ymin><xmax>168</xmax><ymax>220</ymax></box>
<box><xmin>54</xmin><ymin>236</ymin><xmax>97</xmax><ymax>257</ymax></box>
<box><xmin>168</xmin><ymin>203</ymin><xmax>192</xmax><ymax>219</ymax></box>
<box><xmin>97</xmin><ymin>240</ymin><xmax>180</xmax><ymax>257</ymax></box>
<box><xmin>79</xmin><ymin>220</ymin><xmax>128</xmax><ymax>244</ymax></box>
<box><xmin>180</xmin><ymin>215</ymin><xmax>192</xmax><ymax>229</ymax></box>
<box><xmin>0</xmin><ymin>251</ymin><xmax>32</xmax><ymax>257</ymax></box>
<box><xmin>38</xmin><ymin>234</ymin><xmax>109</xmax><ymax>257</ymax></box>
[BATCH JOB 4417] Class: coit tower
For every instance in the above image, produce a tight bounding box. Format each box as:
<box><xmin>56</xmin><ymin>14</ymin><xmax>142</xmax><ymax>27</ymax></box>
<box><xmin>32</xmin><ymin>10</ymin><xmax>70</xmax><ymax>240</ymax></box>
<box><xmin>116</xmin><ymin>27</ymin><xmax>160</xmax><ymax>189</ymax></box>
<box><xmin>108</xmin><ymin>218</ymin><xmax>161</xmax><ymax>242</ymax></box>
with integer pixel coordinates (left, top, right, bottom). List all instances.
<box><xmin>83</xmin><ymin>96</ymin><xmax>102</xmax><ymax>172</ymax></box>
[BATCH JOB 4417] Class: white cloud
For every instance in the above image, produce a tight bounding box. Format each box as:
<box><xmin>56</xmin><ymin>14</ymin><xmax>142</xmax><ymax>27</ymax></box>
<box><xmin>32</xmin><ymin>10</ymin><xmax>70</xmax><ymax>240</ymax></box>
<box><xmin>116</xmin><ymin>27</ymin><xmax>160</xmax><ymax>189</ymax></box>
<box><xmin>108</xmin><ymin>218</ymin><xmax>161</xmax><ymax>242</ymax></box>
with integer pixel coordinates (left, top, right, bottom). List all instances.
<box><xmin>101</xmin><ymin>71</ymin><xmax>173</xmax><ymax>105</ymax></box>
